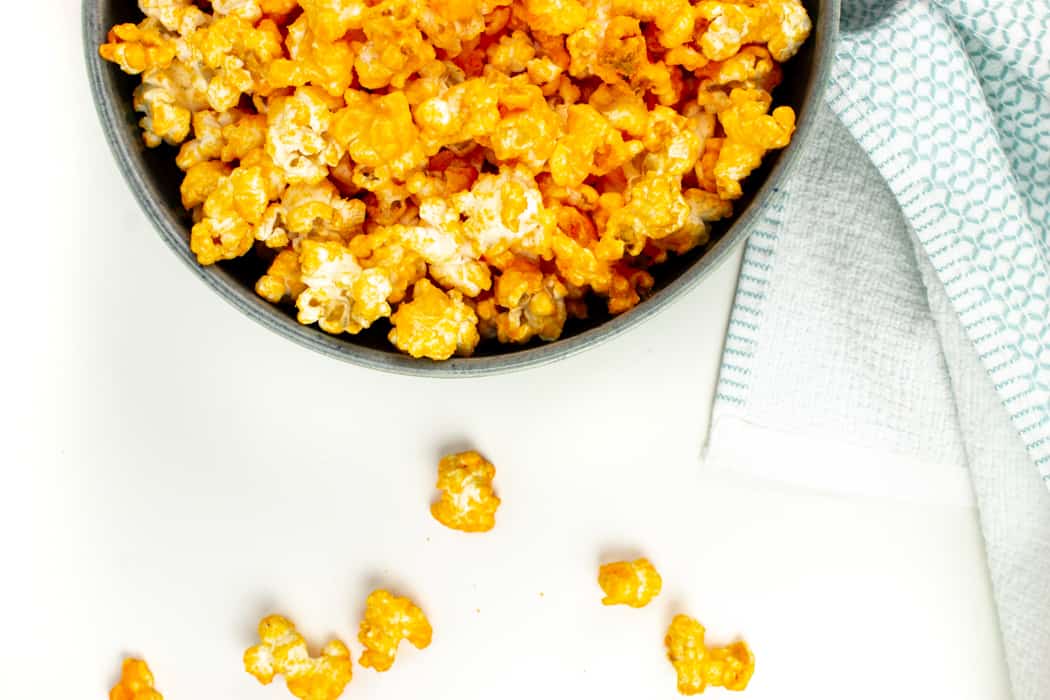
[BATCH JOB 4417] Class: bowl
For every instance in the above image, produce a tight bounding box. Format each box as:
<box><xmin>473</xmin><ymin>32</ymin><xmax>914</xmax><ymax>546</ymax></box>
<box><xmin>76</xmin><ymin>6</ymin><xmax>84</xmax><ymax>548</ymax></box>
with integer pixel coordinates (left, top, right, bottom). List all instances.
<box><xmin>83</xmin><ymin>0</ymin><xmax>838</xmax><ymax>376</ymax></box>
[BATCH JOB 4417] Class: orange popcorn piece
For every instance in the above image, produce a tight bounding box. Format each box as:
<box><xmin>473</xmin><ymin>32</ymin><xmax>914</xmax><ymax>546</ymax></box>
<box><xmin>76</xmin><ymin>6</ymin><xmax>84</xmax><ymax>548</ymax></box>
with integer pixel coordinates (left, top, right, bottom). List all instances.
<box><xmin>714</xmin><ymin>88</ymin><xmax>795</xmax><ymax>199</ymax></box>
<box><xmin>256</xmin><ymin>248</ymin><xmax>307</xmax><ymax>303</ymax></box>
<box><xmin>99</xmin><ymin>20</ymin><xmax>176</xmax><ymax>75</ymax></box>
<box><xmin>550</xmin><ymin>104</ymin><xmax>644</xmax><ymax>188</ymax></box>
<box><xmin>598</xmin><ymin>558</ymin><xmax>663</xmax><ymax>607</ymax></box>
<box><xmin>479</xmin><ymin>258</ymin><xmax>568</xmax><ymax>343</ymax></box>
<box><xmin>190</xmin><ymin>163</ymin><xmax>274</xmax><ymax>264</ymax></box>
<box><xmin>268</xmin><ymin>14</ymin><xmax>357</xmax><ymax>98</ymax></box>
<box><xmin>358</xmin><ymin>590</ymin><xmax>433</xmax><ymax>672</ymax></box>
<box><xmin>110</xmin><ymin>658</ymin><xmax>163</xmax><ymax>700</ymax></box>
<box><xmin>389</xmin><ymin>279</ymin><xmax>480</xmax><ymax>359</ymax></box>
<box><xmin>331</xmin><ymin>90</ymin><xmax>427</xmax><ymax>181</ymax></box>
<box><xmin>244</xmin><ymin>615</ymin><xmax>353</xmax><ymax>700</ymax></box>
<box><xmin>430</xmin><ymin>450</ymin><xmax>501</xmax><ymax>531</ymax></box>
<box><xmin>665</xmin><ymin>614</ymin><xmax>755</xmax><ymax>694</ymax></box>
<box><xmin>696</xmin><ymin>0</ymin><xmax>811</xmax><ymax>62</ymax></box>
<box><xmin>300</xmin><ymin>0</ymin><xmax>370</xmax><ymax>42</ymax></box>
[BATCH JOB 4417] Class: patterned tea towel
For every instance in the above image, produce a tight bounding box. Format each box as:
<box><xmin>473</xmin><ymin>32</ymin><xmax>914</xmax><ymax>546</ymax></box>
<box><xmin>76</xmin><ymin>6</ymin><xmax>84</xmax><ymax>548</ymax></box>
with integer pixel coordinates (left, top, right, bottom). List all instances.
<box><xmin>705</xmin><ymin>1</ymin><xmax>1050</xmax><ymax>698</ymax></box>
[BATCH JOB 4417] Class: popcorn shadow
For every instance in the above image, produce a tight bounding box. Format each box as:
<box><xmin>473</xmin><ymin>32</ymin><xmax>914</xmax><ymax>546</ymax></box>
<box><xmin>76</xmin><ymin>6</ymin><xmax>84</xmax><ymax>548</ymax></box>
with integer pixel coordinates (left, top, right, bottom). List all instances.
<box><xmin>433</xmin><ymin>436</ymin><xmax>477</xmax><ymax>460</ymax></box>
<box><xmin>360</xmin><ymin>572</ymin><xmax>428</xmax><ymax>609</ymax></box>
<box><xmin>596</xmin><ymin>544</ymin><xmax>647</xmax><ymax>565</ymax></box>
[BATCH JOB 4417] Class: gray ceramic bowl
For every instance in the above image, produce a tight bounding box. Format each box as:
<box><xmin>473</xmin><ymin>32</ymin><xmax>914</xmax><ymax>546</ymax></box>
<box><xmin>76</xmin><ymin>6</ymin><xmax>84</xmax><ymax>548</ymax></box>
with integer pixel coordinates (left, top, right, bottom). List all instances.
<box><xmin>84</xmin><ymin>0</ymin><xmax>838</xmax><ymax>376</ymax></box>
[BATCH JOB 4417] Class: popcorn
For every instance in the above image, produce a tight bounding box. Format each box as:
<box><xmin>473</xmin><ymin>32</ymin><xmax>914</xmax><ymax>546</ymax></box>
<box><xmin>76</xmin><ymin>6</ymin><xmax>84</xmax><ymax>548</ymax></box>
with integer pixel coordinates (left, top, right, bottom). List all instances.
<box><xmin>102</xmin><ymin>0</ymin><xmax>810</xmax><ymax>358</ymax></box>
<box><xmin>597</xmin><ymin>558</ymin><xmax>662</xmax><ymax>607</ymax></box>
<box><xmin>665</xmin><ymin>614</ymin><xmax>755</xmax><ymax>694</ymax></box>
<box><xmin>256</xmin><ymin>180</ymin><xmax>366</xmax><ymax>248</ymax></box>
<box><xmin>331</xmin><ymin>91</ymin><xmax>428</xmax><ymax>182</ymax></box>
<box><xmin>99</xmin><ymin>20</ymin><xmax>177</xmax><ymax>75</ymax></box>
<box><xmin>133</xmin><ymin>58</ymin><xmax>211</xmax><ymax>147</ymax></box>
<box><xmin>244</xmin><ymin>614</ymin><xmax>353</xmax><ymax>700</ymax></box>
<box><xmin>296</xmin><ymin>239</ymin><xmax>395</xmax><ymax>333</ymax></box>
<box><xmin>266</xmin><ymin>87</ymin><xmax>345</xmax><ymax>186</ymax></box>
<box><xmin>354</xmin><ymin>0</ymin><xmax>437</xmax><ymax>90</ymax></box>
<box><xmin>139</xmin><ymin>0</ymin><xmax>209</xmax><ymax>36</ymax></box>
<box><xmin>358</xmin><ymin>590</ymin><xmax>433</xmax><ymax>672</ymax></box>
<box><xmin>451</xmin><ymin>166</ymin><xmax>556</xmax><ymax>260</ymax></box>
<box><xmin>479</xmin><ymin>258</ymin><xmax>568</xmax><ymax>342</ymax></box>
<box><xmin>612</xmin><ymin>0</ymin><xmax>695</xmax><ymax>48</ymax></box>
<box><xmin>714</xmin><ymin>88</ymin><xmax>795</xmax><ymax>199</ymax></box>
<box><xmin>181</xmin><ymin>160</ymin><xmax>231</xmax><ymax>209</ymax></box>
<box><xmin>300</xmin><ymin>0</ymin><xmax>370</xmax><ymax>42</ymax></box>
<box><xmin>550</xmin><ymin>104</ymin><xmax>644</xmax><ymax>187</ymax></box>
<box><xmin>189</xmin><ymin>16</ymin><xmax>284</xmax><ymax>111</ymax></box>
<box><xmin>696</xmin><ymin>0</ymin><xmax>811</xmax><ymax>63</ymax></box>
<box><xmin>110</xmin><ymin>658</ymin><xmax>163</xmax><ymax>700</ymax></box>
<box><xmin>389</xmin><ymin>279</ymin><xmax>480</xmax><ymax>358</ymax></box>
<box><xmin>190</xmin><ymin>164</ymin><xmax>273</xmax><ymax>264</ymax></box>
<box><xmin>256</xmin><ymin>248</ymin><xmax>307</xmax><ymax>302</ymax></box>
<box><xmin>430</xmin><ymin>450</ymin><xmax>501</xmax><ymax>531</ymax></box>
<box><xmin>268</xmin><ymin>15</ymin><xmax>357</xmax><ymax>97</ymax></box>
<box><xmin>212</xmin><ymin>0</ymin><xmax>264</xmax><ymax>22</ymax></box>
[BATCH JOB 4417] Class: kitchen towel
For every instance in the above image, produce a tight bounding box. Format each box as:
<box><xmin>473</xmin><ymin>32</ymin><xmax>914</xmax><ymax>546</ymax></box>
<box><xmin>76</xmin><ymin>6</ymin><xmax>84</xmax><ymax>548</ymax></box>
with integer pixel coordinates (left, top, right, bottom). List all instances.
<box><xmin>706</xmin><ymin>1</ymin><xmax>1050</xmax><ymax>698</ymax></box>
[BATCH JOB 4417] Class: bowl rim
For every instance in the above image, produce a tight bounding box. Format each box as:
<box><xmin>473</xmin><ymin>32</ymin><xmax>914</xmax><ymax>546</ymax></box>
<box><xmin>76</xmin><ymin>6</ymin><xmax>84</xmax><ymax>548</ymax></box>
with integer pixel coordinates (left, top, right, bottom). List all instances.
<box><xmin>83</xmin><ymin>0</ymin><xmax>839</xmax><ymax>377</ymax></box>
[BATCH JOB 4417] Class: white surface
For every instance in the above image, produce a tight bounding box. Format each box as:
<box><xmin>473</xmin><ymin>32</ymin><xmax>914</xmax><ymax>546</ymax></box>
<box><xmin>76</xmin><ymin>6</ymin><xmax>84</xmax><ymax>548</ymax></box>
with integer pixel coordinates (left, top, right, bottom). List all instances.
<box><xmin>2</xmin><ymin>7</ymin><xmax>1011</xmax><ymax>700</ymax></box>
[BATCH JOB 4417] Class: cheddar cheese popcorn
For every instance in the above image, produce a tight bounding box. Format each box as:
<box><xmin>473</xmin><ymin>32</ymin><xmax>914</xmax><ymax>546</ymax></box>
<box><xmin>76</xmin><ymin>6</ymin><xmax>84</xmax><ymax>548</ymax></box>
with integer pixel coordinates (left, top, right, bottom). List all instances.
<box><xmin>430</xmin><ymin>450</ymin><xmax>500</xmax><ymax>531</ymax></box>
<box><xmin>358</xmin><ymin>590</ymin><xmax>433</xmax><ymax>672</ymax></box>
<box><xmin>665</xmin><ymin>614</ymin><xmax>755</xmax><ymax>694</ymax></box>
<box><xmin>244</xmin><ymin>614</ymin><xmax>353</xmax><ymax>700</ymax></box>
<box><xmin>110</xmin><ymin>658</ymin><xmax>163</xmax><ymax>700</ymax></box>
<box><xmin>101</xmin><ymin>0</ymin><xmax>810</xmax><ymax>358</ymax></box>
<box><xmin>598</xmin><ymin>558</ymin><xmax>662</xmax><ymax>607</ymax></box>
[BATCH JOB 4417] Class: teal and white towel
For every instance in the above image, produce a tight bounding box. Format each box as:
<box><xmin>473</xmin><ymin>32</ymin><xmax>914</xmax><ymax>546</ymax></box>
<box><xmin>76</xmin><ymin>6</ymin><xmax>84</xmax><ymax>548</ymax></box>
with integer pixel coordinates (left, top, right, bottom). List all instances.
<box><xmin>706</xmin><ymin>1</ymin><xmax>1050</xmax><ymax>698</ymax></box>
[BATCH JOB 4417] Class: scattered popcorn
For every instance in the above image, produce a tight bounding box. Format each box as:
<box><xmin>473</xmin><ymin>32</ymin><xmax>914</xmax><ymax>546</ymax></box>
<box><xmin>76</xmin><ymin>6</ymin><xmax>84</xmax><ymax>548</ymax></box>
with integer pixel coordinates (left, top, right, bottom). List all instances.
<box><xmin>110</xmin><ymin>658</ymin><xmax>163</xmax><ymax>700</ymax></box>
<box><xmin>598</xmin><ymin>558</ymin><xmax>662</xmax><ymax>607</ymax></box>
<box><xmin>665</xmin><ymin>614</ymin><xmax>755</xmax><ymax>694</ymax></box>
<box><xmin>244</xmin><ymin>614</ymin><xmax>353</xmax><ymax>700</ymax></box>
<box><xmin>101</xmin><ymin>0</ymin><xmax>809</xmax><ymax>358</ymax></box>
<box><xmin>430</xmin><ymin>450</ymin><xmax>500</xmax><ymax>531</ymax></box>
<box><xmin>358</xmin><ymin>590</ymin><xmax>433</xmax><ymax>672</ymax></box>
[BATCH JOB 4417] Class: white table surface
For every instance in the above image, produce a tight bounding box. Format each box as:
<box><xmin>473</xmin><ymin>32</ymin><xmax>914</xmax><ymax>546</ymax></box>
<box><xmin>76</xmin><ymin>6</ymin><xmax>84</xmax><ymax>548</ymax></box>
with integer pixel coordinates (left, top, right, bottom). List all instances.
<box><xmin>3</xmin><ymin>7</ymin><xmax>1011</xmax><ymax>699</ymax></box>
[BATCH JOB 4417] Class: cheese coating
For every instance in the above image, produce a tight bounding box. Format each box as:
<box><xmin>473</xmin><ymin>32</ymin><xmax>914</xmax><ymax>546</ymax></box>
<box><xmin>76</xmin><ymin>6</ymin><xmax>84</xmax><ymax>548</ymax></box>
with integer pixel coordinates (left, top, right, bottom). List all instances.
<box><xmin>358</xmin><ymin>590</ymin><xmax>433</xmax><ymax>672</ymax></box>
<box><xmin>110</xmin><ymin>658</ymin><xmax>163</xmax><ymax>700</ymax></box>
<box><xmin>101</xmin><ymin>0</ymin><xmax>810</xmax><ymax>358</ymax></box>
<box><xmin>598</xmin><ymin>558</ymin><xmax>662</xmax><ymax>607</ymax></box>
<box><xmin>430</xmin><ymin>449</ymin><xmax>500</xmax><ymax>531</ymax></box>
<box><xmin>665</xmin><ymin>614</ymin><xmax>755</xmax><ymax>694</ymax></box>
<box><xmin>244</xmin><ymin>614</ymin><xmax>353</xmax><ymax>700</ymax></box>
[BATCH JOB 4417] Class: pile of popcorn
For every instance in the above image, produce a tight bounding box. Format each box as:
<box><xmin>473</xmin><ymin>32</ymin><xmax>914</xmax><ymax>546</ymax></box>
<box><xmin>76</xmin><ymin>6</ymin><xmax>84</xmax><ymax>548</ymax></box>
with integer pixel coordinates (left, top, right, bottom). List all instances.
<box><xmin>101</xmin><ymin>0</ymin><xmax>809</xmax><ymax>359</ymax></box>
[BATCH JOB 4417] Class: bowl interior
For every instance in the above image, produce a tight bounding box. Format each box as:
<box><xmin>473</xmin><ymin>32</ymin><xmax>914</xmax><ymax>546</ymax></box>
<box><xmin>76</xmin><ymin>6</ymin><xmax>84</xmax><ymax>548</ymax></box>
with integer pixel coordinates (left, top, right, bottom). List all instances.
<box><xmin>85</xmin><ymin>0</ymin><xmax>835</xmax><ymax>375</ymax></box>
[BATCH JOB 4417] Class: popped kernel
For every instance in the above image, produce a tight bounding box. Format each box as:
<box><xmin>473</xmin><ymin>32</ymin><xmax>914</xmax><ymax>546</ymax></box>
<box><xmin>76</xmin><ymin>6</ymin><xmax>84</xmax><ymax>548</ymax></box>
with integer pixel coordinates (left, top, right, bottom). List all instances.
<box><xmin>256</xmin><ymin>248</ymin><xmax>308</xmax><ymax>302</ymax></box>
<box><xmin>665</xmin><ymin>614</ymin><xmax>755</xmax><ymax>694</ymax></box>
<box><xmin>389</xmin><ymin>279</ymin><xmax>481</xmax><ymax>359</ymax></box>
<box><xmin>244</xmin><ymin>614</ymin><xmax>353</xmax><ymax>700</ymax></box>
<box><xmin>100</xmin><ymin>20</ymin><xmax>177</xmax><ymax>75</ymax></box>
<box><xmin>714</xmin><ymin>88</ymin><xmax>795</xmax><ymax>199</ymax></box>
<box><xmin>110</xmin><ymin>658</ymin><xmax>163</xmax><ymax>700</ymax></box>
<box><xmin>598</xmin><ymin>558</ymin><xmax>662</xmax><ymax>607</ymax></box>
<box><xmin>358</xmin><ymin>590</ymin><xmax>433</xmax><ymax>672</ymax></box>
<box><xmin>430</xmin><ymin>450</ymin><xmax>500</xmax><ymax>531</ymax></box>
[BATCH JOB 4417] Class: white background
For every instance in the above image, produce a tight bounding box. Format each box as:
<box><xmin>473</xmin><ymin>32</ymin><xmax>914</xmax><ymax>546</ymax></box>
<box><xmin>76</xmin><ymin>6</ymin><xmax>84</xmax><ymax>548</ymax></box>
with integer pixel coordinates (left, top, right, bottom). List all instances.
<box><xmin>3</xmin><ymin>5</ymin><xmax>1011</xmax><ymax>699</ymax></box>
